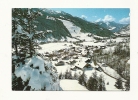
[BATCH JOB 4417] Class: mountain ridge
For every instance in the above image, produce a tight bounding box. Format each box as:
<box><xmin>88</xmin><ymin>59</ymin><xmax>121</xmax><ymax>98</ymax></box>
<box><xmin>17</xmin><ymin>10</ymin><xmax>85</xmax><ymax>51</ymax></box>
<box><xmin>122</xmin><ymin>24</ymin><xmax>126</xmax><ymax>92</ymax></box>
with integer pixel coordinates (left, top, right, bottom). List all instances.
<box><xmin>32</xmin><ymin>8</ymin><xmax>114</xmax><ymax>41</ymax></box>
<box><xmin>95</xmin><ymin>21</ymin><xmax>128</xmax><ymax>33</ymax></box>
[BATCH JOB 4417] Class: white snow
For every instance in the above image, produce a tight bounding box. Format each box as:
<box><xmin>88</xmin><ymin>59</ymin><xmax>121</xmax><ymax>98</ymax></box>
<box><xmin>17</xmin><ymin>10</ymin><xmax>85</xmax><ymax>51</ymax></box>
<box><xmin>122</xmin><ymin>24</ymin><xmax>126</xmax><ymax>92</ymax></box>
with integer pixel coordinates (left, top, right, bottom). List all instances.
<box><xmin>46</xmin><ymin>16</ymin><xmax>55</xmax><ymax>20</ymax></box>
<box><xmin>27</xmin><ymin>56</ymin><xmax>45</xmax><ymax>72</ymax></box>
<box><xmin>60</xmin><ymin>79</ymin><xmax>88</xmax><ymax>91</ymax></box>
<box><xmin>60</xmin><ymin>19</ymin><xmax>81</xmax><ymax>34</ymax></box>
<box><xmin>109</xmin><ymin>27</ymin><xmax>116</xmax><ymax>30</ymax></box>
<box><xmin>14</xmin><ymin>56</ymin><xmax>61</xmax><ymax>91</ymax></box>
<box><xmin>29</xmin><ymin>69</ymin><xmax>41</xmax><ymax>90</ymax></box>
<box><xmin>46</xmin><ymin>30</ymin><xmax>53</xmax><ymax>33</ymax></box>
<box><xmin>56</xmin><ymin>11</ymin><xmax>61</xmax><ymax>13</ymax></box>
<box><xmin>16</xmin><ymin>25</ymin><xmax>23</xmax><ymax>33</ymax></box>
<box><xmin>81</xmin><ymin>41</ymin><xmax>106</xmax><ymax>46</ymax></box>
<box><xmin>38</xmin><ymin>42</ymin><xmax>78</xmax><ymax>54</ymax></box>
<box><xmin>59</xmin><ymin>19</ymin><xmax>96</xmax><ymax>41</ymax></box>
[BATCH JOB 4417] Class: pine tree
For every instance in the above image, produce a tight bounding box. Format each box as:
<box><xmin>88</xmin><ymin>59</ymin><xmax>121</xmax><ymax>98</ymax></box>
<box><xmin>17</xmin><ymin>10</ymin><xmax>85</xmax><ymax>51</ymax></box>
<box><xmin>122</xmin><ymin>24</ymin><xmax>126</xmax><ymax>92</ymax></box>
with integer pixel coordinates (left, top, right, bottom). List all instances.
<box><xmin>78</xmin><ymin>71</ymin><xmax>87</xmax><ymax>86</ymax></box>
<box><xmin>12</xmin><ymin>8</ymin><xmax>24</xmax><ymax>57</ymax></box>
<box><xmin>86</xmin><ymin>71</ymin><xmax>99</xmax><ymax>91</ymax></box>
<box><xmin>65</xmin><ymin>70</ymin><xmax>72</xmax><ymax>79</ymax></box>
<box><xmin>115</xmin><ymin>77</ymin><xmax>123</xmax><ymax>89</ymax></box>
<box><xmin>125</xmin><ymin>77</ymin><xmax>130</xmax><ymax>91</ymax></box>
<box><xmin>12</xmin><ymin>8</ymin><xmax>44</xmax><ymax>59</ymax></box>
<box><xmin>59</xmin><ymin>72</ymin><xmax>63</xmax><ymax>79</ymax></box>
<box><xmin>21</xmin><ymin>8</ymin><xmax>43</xmax><ymax>57</ymax></box>
<box><xmin>98</xmin><ymin>75</ymin><xmax>106</xmax><ymax>91</ymax></box>
<box><xmin>87</xmin><ymin>76</ymin><xmax>98</xmax><ymax>91</ymax></box>
<box><xmin>65</xmin><ymin>70</ymin><xmax>69</xmax><ymax>79</ymax></box>
<box><xmin>73</xmin><ymin>72</ymin><xmax>78</xmax><ymax>80</ymax></box>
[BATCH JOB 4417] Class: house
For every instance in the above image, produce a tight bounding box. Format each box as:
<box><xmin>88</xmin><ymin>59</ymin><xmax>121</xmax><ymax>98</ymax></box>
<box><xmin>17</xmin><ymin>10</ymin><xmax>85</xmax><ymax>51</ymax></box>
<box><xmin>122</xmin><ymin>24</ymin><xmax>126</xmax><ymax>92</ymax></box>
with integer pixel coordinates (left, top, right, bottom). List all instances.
<box><xmin>62</xmin><ymin>56</ymin><xmax>70</xmax><ymax>60</ymax></box>
<box><xmin>55</xmin><ymin>61</ymin><xmax>65</xmax><ymax>66</ymax></box>
<box><xmin>52</xmin><ymin>57</ymin><xmax>58</xmax><ymax>61</ymax></box>
<box><xmin>73</xmin><ymin>55</ymin><xmax>79</xmax><ymax>59</ymax></box>
<box><xmin>95</xmin><ymin>67</ymin><xmax>102</xmax><ymax>72</ymax></box>
<box><xmin>69</xmin><ymin>60</ymin><xmax>77</xmax><ymax>65</ymax></box>
<box><xmin>70</xmin><ymin>66</ymin><xmax>82</xmax><ymax>71</ymax></box>
<box><xmin>85</xmin><ymin>59</ymin><xmax>92</xmax><ymax>63</ymax></box>
<box><xmin>83</xmin><ymin>63</ymin><xmax>93</xmax><ymax>70</ymax></box>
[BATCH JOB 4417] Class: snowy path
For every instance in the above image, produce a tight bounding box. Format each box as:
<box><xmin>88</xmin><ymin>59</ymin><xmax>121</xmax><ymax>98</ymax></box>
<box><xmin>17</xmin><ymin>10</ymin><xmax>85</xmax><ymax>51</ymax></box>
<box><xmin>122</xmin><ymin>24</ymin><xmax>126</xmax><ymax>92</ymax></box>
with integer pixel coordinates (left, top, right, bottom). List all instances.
<box><xmin>60</xmin><ymin>79</ymin><xmax>88</xmax><ymax>91</ymax></box>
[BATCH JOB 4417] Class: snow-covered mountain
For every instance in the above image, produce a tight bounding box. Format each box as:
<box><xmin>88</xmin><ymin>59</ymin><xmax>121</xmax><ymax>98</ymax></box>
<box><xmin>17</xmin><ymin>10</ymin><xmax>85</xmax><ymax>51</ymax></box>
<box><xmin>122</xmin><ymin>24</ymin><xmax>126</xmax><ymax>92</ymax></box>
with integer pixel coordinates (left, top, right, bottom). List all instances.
<box><xmin>96</xmin><ymin>21</ymin><xmax>128</xmax><ymax>33</ymax></box>
<box><xmin>118</xmin><ymin>24</ymin><xmax>130</xmax><ymax>36</ymax></box>
<box><xmin>33</xmin><ymin>8</ymin><xmax>113</xmax><ymax>42</ymax></box>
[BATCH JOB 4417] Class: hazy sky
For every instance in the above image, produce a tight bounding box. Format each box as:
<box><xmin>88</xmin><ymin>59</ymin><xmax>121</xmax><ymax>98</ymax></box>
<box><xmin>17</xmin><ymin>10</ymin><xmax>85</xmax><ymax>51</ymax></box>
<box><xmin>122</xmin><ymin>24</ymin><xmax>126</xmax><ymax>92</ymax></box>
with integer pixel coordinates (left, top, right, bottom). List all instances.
<box><xmin>50</xmin><ymin>8</ymin><xmax>130</xmax><ymax>24</ymax></box>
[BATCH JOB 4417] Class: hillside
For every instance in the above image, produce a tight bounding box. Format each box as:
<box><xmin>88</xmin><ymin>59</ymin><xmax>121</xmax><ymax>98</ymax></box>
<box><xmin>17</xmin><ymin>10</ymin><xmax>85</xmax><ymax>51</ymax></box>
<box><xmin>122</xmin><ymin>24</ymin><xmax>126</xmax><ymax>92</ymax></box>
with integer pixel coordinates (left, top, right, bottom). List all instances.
<box><xmin>96</xmin><ymin>21</ymin><xmax>127</xmax><ymax>33</ymax></box>
<box><xmin>33</xmin><ymin>8</ymin><xmax>113</xmax><ymax>41</ymax></box>
<box><xmin>114</xmin><ymin>24</ymin><xmax>130</xmax><ymax>37</ymax></box>
<box><xmin>118</xmin><ymin>24</ymin><xmax>130</xmax><ymax>35</ymax></box>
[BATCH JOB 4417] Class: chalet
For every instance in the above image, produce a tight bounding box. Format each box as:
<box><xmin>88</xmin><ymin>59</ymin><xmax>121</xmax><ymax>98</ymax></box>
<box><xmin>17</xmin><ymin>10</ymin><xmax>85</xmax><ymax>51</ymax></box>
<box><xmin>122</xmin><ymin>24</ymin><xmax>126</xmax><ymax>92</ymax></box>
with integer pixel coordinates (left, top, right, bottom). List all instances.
<box><xmin>93</xmin><ymin>49</ymin><xmax>101</xmax><ymax>53</ymax></box>
<box><xmin>70</xmin><ymin>66</ymin><xmax>82</xmax><ymax>71</ymax></box>
<box><xmin>55</xmin><ymin>61</ymin><xmax>65</xmax><ymax>66</ymax></box>
<box><xmin>62</xmin><ymin>56</ymin><xmax>70</xmax><ymax>60</ymax></box>
<box><xmin>73</xmin><ymin>55</ymin><xmax>79</xmax><ymax>59</ymax></box>
<box><xmin>85</xmin><ymin>59</ymin><xmax>92</xmax><ymax>63</ymax></box>
<box><xmin>69</xmin><ymin>60</ymin><xmax>77</xmax><ymax>65</ymax></box>
<box><xmin>83</xmin><ymin>63</ymin><xmax>93</xmax><ymax>70</ymax></box>
<box><xmin>52</xmin><ymin>57</ymin><xmax>58</xmax><ymax>61</ymax></box>
<box><xmin>58</xmin><ymin>49</ymin><xmax>64</xmax><ymax>52</ymax></box>
<box><xmin>95</xmin><ymin>67</ymin><xmax>102</xmax><ymax>72</ymax></box>
<box><xmin>94</xmin><ymin>41</ymin><xmax>98</xmax><ymax>43</ymax></box>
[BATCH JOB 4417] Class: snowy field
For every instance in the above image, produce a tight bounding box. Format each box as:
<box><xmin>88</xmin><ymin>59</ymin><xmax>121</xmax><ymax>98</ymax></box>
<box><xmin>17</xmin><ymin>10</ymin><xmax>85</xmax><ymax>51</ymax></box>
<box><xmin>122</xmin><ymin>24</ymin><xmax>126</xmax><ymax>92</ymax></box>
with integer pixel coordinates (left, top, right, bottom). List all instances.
<box><xmin>60</xmin><ymin>79</ymin><xmax>88</xmax><ymax>91</ymax></box>
<box><xmin>38</xmin><ymin>42</ymin><xmax>78</xmax><ymax>54</ymax></box>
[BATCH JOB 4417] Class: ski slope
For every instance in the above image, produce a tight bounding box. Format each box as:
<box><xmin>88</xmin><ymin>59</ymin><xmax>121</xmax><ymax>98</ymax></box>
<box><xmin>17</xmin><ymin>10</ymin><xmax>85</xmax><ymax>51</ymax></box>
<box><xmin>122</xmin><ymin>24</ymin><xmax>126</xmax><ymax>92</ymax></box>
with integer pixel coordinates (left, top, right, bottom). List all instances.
<box><xmin>60</xmin><ymin>19</ymin><xmax>95</xmax><ymax>41</ymax></box>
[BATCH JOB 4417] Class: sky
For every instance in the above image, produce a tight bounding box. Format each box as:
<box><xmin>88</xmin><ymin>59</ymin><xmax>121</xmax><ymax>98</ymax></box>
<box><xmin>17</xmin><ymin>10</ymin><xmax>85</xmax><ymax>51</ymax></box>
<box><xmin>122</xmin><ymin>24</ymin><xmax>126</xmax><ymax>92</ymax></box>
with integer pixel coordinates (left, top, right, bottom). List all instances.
<box><xmin>50</xmin><ymin>8</ymin><xmax>130</xmax><ymax>24</ymax></box>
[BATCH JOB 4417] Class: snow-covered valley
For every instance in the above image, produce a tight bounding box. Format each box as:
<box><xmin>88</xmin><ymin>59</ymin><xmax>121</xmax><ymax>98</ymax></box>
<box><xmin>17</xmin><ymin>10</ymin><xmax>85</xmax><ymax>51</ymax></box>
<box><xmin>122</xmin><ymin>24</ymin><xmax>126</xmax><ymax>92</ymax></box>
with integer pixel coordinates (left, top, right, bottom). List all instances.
<box><xmin>12</xmin><ymin>8</ymin><xmax>130</xmax><ymax>91</ymax></box>
<box><xmin>36</xmin><ymin>38</ymin><xmax>129</xmax><ymax>91</ymax></box>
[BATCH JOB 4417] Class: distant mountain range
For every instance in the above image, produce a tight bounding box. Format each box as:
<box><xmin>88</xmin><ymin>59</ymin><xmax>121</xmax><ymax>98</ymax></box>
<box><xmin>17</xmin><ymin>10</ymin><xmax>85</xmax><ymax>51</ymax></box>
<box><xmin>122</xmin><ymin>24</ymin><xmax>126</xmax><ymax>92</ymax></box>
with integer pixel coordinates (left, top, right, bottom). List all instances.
<box><xmin>118</xmin><ymin>24</ymin><xmax>130</xmax><ymax>35</ymax></box>
<box><xmin>95</xmin><ymin>21</ymin><xmax>128</xmax><ymax>33</ymax></box>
